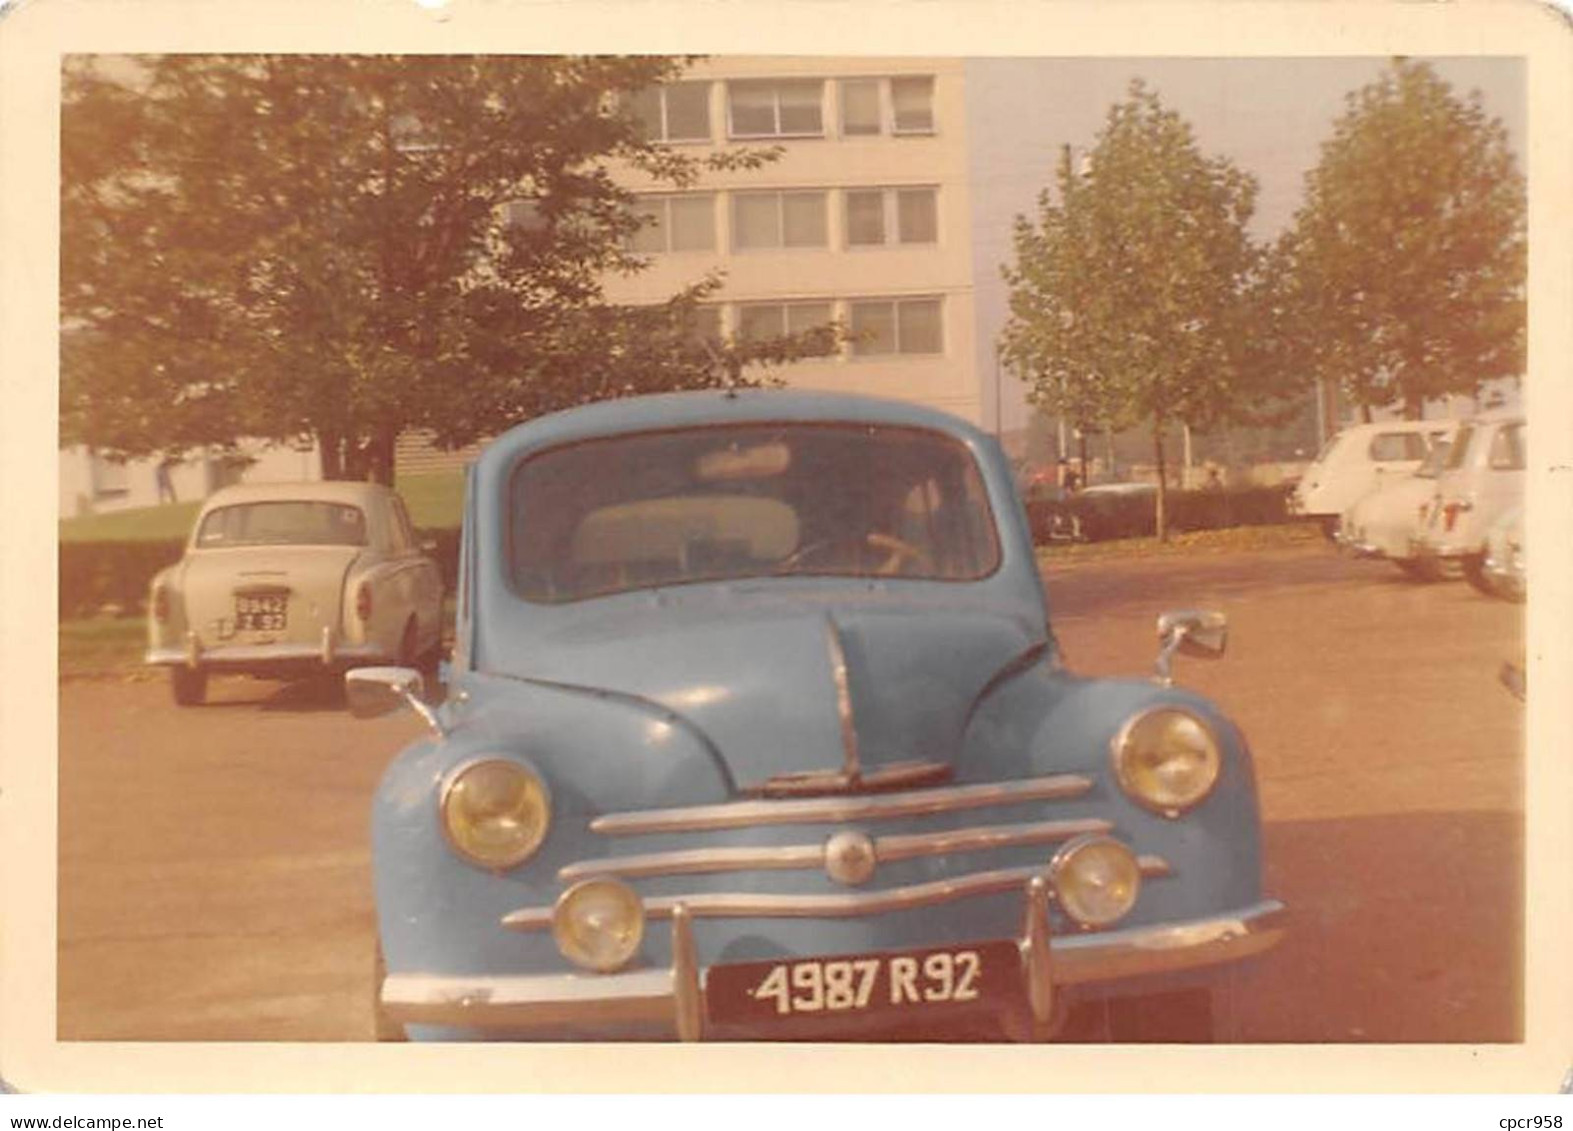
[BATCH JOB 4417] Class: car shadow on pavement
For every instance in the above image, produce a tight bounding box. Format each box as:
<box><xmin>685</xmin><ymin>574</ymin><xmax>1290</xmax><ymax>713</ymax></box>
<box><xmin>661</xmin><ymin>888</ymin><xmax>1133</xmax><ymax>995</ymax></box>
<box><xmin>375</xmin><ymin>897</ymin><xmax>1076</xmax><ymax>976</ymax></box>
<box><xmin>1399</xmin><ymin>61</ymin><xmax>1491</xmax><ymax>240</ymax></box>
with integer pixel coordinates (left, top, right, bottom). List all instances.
<box><xmin>1232</xmin><ymin>808</ymin><xmax>1523</xmax><ymax>1043</ymax></box>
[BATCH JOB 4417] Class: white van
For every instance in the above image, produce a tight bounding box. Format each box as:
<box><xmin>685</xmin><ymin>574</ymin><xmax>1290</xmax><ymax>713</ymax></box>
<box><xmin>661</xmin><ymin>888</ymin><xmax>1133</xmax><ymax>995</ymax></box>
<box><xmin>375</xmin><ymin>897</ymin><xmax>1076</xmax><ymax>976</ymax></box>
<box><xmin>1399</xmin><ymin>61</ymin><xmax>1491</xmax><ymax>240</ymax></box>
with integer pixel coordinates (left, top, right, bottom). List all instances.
<box><xmin>1290</xmin><ymin>420</ymin><xmax>1455</xmax><ymax>536</ymax></box>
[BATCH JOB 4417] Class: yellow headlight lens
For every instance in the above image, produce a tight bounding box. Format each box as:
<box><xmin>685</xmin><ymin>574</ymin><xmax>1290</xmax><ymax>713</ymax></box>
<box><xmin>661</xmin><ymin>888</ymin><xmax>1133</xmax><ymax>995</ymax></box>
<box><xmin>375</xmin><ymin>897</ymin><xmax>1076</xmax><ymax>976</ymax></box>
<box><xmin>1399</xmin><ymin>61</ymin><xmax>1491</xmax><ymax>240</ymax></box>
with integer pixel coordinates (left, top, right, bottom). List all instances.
<box><xmin>553</xmin><ymin>878</ymin><xmax>646</xmax><ymax>972</ymax></box>
<box><xmin>1111</xmin><ymin>707</ymin><xmax>1221</xmax><ymax>815</ymax></box>
<box><xmin>440</xmin><ymin>759</ymin><xmax>551</xmax><ymax>870</ymax></box>
<box><xmin>1050</xmin><ymin>835</ymin><xmax>1142</xmax><ymax>928</ymax></box>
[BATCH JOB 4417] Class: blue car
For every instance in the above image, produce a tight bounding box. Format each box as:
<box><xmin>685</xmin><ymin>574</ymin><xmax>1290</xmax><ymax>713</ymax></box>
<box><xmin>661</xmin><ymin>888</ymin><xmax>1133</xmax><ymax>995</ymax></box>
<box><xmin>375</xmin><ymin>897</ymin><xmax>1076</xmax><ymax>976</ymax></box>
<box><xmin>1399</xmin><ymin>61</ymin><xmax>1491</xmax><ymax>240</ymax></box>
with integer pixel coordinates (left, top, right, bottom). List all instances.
<box><xmin>348</xmin><ymin>390</ymin><xmax>1285</xmax><ymax>1042</ymax></box>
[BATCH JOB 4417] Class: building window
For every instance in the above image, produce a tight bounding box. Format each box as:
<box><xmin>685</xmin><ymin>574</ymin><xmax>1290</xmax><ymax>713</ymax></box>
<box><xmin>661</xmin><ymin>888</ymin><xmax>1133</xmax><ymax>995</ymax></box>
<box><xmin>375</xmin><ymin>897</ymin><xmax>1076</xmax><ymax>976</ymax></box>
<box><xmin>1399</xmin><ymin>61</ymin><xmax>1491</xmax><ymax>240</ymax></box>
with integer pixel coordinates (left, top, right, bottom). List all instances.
<box><xmin>735</xmin><ymin>301</ymin><xmax>836</xmax><ymax>354</ymax></box>
<box><xmin>837</xmin><ymin>76</ymin><xmax>937</xmax><ymax>138</ymax></box>
<box><xmin>845</xmin><ymin>187</ymin><xmax>938</xmax><ymax>247</ymax></box>
<box><xmin>732</xmin><ymin>191</ymin><xmax>828</xmax><ymax>250</ymax></box>
<box><xmin>850</xmin><ymin>297</ymin><xmax>943</xmax><ymax>356</ymax></box>
<box><xmin>89</xmin><ymin>450</ymin><xmax>129</xmax><ymax>498</ymax></box>
<box><xmin>845</xmin><ymin>191</ymin><xmax>886</xmax><ymax>245</ymax></box>
<box><xmin>891</xmin><ymin>76</ymin><xmax>935</xmax><ymax>134</ymax></box>
<box><xmin>628</xmin><ymin>194</ymin><xmax>716</xmax><ymax>254</ymax></box>
<box><xmin>840</xmin><ymin>79</ymin><xmax>882</xmax><ymax>136</ymax></box>
<box><xmin>728</xmin><ymin>79</ymin><xmax>824</xmax><ymax>138</ymax></box>
<box><xmin>629</xmin><ymin>82</ymin><xmax>712</xmax><ymax>143</ymax></box>
<box><xmin>683</xmin><ymin>305</ymin><xmax>723</xmax><ymax>348</ymax></box>
<box><xmin>896</xmin><ymin>188</ymin><xmax>938</xmax><ymax>243</ymax></box>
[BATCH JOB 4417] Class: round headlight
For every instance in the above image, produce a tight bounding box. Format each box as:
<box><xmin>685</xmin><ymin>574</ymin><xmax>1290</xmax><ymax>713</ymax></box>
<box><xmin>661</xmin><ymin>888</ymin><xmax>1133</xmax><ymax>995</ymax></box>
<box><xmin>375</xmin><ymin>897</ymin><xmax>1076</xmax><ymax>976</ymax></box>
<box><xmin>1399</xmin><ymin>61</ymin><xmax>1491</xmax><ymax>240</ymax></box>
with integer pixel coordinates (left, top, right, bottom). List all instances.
<box><xmin>553</xmin><ymin>878</ymin><xmax>646</xmax><ymax>972</ymax></box>
<box><xmin>439</xmin><ymin>758</ymin><xmax>551</xmax><ymax>870</ymax></box>
<box><xmin>1110</xmin><ymin>706</ymin><xmax>1221</xmax><ymax>815</ymax></box>
<box><xmin>1050</xmin><ymin>834</ymin><xmax>1142</xmax><ymax>928</ymax></box>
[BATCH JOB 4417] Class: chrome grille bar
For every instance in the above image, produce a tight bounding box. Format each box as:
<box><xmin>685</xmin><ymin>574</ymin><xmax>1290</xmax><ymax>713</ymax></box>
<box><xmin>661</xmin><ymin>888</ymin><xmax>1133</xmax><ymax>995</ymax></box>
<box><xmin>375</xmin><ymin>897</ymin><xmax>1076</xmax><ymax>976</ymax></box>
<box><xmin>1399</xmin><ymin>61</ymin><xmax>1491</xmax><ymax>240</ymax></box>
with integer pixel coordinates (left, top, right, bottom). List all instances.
<box><xmin>505</xmin><ymin>854</ymin><xmax>1171</xmax><ymax>931</ymax></box>
<box><xmin>588</xmin><ymin>773</ymin><xmax>1094</xmax><ymax>836</ymax></box>
<box><xmin>558</xmin><ymin>816</ymin><xmax>1114</xmax><ymax>883</ymax></box>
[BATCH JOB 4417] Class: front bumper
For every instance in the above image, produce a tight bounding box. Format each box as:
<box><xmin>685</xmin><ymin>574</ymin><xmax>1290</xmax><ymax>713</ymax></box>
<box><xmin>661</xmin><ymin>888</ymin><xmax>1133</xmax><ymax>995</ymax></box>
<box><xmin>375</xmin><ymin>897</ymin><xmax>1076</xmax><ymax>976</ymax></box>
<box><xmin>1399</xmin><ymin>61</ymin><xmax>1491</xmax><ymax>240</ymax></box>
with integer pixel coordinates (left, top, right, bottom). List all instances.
<box><xmin>380</xmin><ymin>886</ymin><xmax>1288</xmax><ymax>1039</ymax></box>
<box><xmin>1482</xmin><ymin>552</ymin><xmax>1525</xmax><ymax>598</ymax></box>
<box><xmin>1334</xmin><ymin>528</ymin><xmax>1386</xmax><ymax>559</ymax></box>
<box><xmin>1409</xmin><ymin>534</ymin><xmax>1478</xmax><ymax>563</ymax></box>
<box><xmin>146</xmin><ymin>628</ymin><xmax>389</xmax><ymax>671</ymax></box>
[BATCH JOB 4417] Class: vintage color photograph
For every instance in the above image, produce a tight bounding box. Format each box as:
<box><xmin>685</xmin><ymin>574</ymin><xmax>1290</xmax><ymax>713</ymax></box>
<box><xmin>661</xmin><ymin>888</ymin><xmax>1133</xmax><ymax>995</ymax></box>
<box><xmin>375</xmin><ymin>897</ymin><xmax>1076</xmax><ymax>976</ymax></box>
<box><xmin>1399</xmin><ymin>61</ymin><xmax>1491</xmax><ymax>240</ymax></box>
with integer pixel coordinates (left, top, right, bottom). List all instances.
<box><xmin>54</xmin><ymin>52</ymin><xmax>1526</xmax><ymax>1046</ymax></box>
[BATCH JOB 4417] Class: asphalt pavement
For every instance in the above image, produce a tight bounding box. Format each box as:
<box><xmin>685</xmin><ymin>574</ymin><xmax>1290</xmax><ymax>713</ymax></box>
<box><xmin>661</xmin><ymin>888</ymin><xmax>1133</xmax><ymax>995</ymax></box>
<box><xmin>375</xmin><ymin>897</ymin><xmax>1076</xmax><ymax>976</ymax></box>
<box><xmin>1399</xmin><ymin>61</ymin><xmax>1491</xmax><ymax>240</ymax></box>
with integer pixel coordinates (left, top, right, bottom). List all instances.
<box><xmin>56</xmin><ymin>543</ymin><xmax>1524</xmax><ymax>1042</ymax></box>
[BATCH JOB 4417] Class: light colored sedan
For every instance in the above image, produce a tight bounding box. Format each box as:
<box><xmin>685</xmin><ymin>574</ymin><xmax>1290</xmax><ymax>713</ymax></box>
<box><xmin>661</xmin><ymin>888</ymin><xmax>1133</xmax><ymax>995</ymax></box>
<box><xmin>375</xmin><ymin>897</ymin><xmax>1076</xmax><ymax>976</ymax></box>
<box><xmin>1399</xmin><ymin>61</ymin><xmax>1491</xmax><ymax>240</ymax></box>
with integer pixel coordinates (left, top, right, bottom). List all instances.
<box><xmin>1478</xmin><ymin>504</ymin><xmax>1525</xmax><ymax>602</ymax></box>
<box><xmin>1337</xmin><ymin>436</ymin><xmax>1453</xmax><ymax>579</ymax></box>
<box><xmin>146</xmin><ymin>481</ymin><xmax>445</xmax><ymax>706</ymax></box>
<box><xmin>1411</xmin><ymin>413</ymin><xmax>1525</xmax><ymax>591</ymax></box>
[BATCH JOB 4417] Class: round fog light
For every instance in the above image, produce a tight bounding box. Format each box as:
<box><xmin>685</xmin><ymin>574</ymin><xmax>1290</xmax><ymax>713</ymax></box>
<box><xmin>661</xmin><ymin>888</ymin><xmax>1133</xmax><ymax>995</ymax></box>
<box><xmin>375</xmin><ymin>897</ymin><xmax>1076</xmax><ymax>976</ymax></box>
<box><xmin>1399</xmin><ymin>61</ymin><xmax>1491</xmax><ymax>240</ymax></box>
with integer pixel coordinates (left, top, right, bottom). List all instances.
<box><xmin>553</xmin><ymin>878</ymin><xmax>645</xmax><ymax>972</ymax></box>
<box><xmin>1050</xmin><ymin>834</ymin><xmax>1141</xmax><ymax>928</ymax></box>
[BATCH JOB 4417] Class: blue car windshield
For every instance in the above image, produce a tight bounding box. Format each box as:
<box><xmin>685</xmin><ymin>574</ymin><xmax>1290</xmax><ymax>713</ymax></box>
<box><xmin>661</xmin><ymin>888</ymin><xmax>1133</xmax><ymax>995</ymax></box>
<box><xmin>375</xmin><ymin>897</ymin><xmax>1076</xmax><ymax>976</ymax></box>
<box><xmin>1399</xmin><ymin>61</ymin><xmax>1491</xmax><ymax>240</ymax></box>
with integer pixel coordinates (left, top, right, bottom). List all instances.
<box><xmin>508</xmin><ymin>423</ymin><xmax>1002</xmax><ymax>603</ymax></box>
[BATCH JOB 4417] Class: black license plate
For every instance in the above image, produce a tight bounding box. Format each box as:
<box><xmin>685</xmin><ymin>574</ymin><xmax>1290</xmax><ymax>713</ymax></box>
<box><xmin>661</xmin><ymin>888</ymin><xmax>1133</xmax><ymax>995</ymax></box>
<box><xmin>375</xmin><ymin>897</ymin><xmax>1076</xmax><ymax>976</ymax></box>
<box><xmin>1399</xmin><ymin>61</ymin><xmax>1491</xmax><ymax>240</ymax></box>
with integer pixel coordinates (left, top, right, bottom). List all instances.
<box><xmin>234</xmin><ymin>593</ymin><xmax>288</xmax><ymax>633</ymax></box>
<box><xmin>705</xmin><ymin>939</ymin><xmax>1021</xmax><ymax>1028</ymax></box>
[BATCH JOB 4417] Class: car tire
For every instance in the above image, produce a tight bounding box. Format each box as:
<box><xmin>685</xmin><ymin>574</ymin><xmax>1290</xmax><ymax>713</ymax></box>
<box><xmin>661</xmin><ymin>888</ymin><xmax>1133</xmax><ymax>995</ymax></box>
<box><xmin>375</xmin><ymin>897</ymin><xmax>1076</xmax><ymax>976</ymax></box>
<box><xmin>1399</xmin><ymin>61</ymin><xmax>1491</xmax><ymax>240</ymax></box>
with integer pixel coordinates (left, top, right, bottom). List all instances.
<box><xmin>372</xmin><ymin>941</ymin><xmax>406</xmax><ymax>1042</ymax></box>
<box><xmin>1462</xmin><ymin>554</ymin><xmax>1493</xmax><ymax>597</ymax></box>
<box><xmin>1395</xmin><ymin>558</ymin><xmax>1442</xmax><ymax>582</ymax></box>
<box><xmin>170</xmin><ymin>666</ymin><xmax>207</xmax><ymax>707</ymax></box>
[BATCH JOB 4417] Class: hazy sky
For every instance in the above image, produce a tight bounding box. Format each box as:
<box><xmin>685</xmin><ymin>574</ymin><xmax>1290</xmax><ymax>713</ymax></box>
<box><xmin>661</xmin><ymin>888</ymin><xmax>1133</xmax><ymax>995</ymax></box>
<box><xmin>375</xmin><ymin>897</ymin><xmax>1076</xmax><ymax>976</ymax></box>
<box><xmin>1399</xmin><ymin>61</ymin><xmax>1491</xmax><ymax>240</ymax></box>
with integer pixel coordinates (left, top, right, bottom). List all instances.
<box><xmin>965</xmin><ymin>56</ymin><xmax>1527</xmax><ymax>430</ymax></box>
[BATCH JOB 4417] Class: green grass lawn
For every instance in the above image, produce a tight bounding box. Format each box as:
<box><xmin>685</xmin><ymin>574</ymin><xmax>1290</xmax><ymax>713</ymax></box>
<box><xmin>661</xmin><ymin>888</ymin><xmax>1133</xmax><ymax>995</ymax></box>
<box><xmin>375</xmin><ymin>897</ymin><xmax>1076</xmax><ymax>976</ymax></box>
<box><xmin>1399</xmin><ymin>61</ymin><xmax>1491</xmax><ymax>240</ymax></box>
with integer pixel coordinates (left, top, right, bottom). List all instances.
<box><xmin>59</xmin><ymin>615</ymin><xmax>147</xmax><ymax>677</ymax></box>
<box><xmin>59</xmin><ymin>471</ymin><xmax>466</xmax><ymax>543</ymax></box>
<box><xmin>1036</xmin><ymin>521</ymin><xmax>1325</xmax><ymax>564</ymax></box>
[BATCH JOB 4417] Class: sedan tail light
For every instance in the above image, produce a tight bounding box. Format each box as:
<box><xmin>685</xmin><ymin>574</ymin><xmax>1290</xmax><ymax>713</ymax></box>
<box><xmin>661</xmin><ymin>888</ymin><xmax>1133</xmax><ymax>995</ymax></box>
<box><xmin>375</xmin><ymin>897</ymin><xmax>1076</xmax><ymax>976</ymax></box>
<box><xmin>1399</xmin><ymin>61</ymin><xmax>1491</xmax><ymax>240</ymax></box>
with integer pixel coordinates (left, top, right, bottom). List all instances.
<box><xmin>1442</xmin><ymin>500</ymin><xmax>1472</xmax><ymax>533</ymax></box>
<box><xmin>356</xmin><ymin>583</ymin><xmax>372</xmax><ymax>622</ymax></box>
<box><xmin>153</xmin><ymin>587</ymin><xmax>170</xmax><ymax>623</ymax></box>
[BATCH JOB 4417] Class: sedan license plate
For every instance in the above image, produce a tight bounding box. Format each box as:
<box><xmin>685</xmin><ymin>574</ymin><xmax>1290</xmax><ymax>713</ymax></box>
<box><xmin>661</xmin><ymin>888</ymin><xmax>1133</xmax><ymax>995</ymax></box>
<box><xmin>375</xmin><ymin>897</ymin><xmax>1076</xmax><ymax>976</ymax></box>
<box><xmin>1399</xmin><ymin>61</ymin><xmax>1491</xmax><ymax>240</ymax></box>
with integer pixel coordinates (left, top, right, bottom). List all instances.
<box><xmin>705</xmin><ymin>939</ymin><xmax>1021</xmax><ymax>1028</ymax></box>
<box><xmin>234</xmin><ymin>593</ymin><xmax>288</xmax><ymax>633</ymax></box>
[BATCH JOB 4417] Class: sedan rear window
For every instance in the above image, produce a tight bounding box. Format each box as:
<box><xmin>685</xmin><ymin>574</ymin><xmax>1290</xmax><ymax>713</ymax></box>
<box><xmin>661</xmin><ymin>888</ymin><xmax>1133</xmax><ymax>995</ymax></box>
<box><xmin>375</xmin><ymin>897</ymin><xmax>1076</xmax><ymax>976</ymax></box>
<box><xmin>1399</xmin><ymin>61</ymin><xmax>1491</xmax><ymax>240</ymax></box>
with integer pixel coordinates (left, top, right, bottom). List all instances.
<box><xmin>1368</xmin><ymin>432</ymin><xmax>1428</xmax><ymax>462</ymax></box>
<box><xmin>1445</xmin><ymin>426</ymin><xmax>1475</xmax><ymax>471</ymax></box>
<box><xmin>508</xmin><ymin>423</ymin><xmax>1000</xmax><ymax>603</ymax></box>
<box><xmin>1487</xmin><ymin>422</ymin><xmax>1525</xmax><ymax>471</ymax></box>
<box><xmin>195</xmin><ymin>501</ymin><xmax>368</xmax><ymax>548</ymax></box>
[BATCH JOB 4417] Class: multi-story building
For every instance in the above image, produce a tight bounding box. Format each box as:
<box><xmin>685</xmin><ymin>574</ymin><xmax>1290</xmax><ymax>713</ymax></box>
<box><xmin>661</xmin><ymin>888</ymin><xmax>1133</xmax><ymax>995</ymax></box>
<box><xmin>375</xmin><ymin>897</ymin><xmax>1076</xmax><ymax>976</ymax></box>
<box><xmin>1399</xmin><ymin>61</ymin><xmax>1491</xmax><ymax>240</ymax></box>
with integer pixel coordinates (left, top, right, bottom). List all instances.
<box><xmin>604</xmin><ymin>56</ymin><xmax>981</xmax><ymax>425</ymax></box>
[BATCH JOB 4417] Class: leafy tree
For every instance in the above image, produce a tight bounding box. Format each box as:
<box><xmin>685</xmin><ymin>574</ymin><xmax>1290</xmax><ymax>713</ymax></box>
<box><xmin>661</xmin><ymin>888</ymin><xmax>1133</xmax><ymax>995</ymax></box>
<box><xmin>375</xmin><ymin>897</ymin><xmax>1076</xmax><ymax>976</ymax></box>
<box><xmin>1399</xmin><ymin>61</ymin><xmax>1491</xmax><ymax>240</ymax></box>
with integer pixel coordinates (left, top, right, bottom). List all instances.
<box><xmin>1277</xmin><ymin>59</ymin><xmax>1525</xmax><ymax>420</ymax></box>
<box><xmin>61</xmin><ymin>55</ymin><xmax>822</xmax><ymax>482</ymax></box>
<box><xmin>1000</xmin><ymin>80</ymin><xmax>1266</xmax><ymax>539</ymax></box>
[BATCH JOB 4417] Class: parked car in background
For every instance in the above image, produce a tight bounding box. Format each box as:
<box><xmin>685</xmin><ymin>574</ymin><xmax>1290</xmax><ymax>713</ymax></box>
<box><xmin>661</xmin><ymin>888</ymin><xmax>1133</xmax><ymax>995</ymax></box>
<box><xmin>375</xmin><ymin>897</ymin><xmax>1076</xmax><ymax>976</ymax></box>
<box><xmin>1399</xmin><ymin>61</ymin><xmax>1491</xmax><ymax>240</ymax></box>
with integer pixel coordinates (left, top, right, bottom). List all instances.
<box><xmin>1337</xmin><ymin>432</ymin><xmax>1456</xmax><ymax>579</ymax></box>
<box><xmin>146</xmin><ymin>481</ymin><xmax>445</xmax><ymax>706</ymax></box>
<box><xmin>1290</xmin><ymin>420</ymin><xmax>1454</xmax><ymax>538</ymax></box>
<box><xmin>349</xmin><ymin>390</ymin><xmax>1285</xmax><ymax>1043</ymax></box>
<box><xmin>1478</xmin><ymin>504</ymin><xmax>1525</xmax><ymax>602</ymax></box>
<box><xmin>1412</xmin><ymin>413</ymin><xmax>1526</xmax><ymax>591</ymax></box>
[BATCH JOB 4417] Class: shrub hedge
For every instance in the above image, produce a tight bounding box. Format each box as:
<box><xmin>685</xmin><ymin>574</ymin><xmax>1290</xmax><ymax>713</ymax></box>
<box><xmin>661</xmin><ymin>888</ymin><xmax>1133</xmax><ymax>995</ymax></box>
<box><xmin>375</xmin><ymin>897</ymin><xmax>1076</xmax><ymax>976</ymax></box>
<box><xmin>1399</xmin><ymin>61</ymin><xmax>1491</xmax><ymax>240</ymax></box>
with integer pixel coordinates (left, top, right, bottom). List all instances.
<box><xmin>58</xmin><ymin>528</ymin><xmax>463</xmax><ymax>620</ymax></box>
<box><xmin>60</xmin><ymin>488</ymin><xmax>1291</xmax><ymax>619</ymax></box>
<box><xmin>1025</xmin><ymin>484</ymin><xmax>1294</xmax><ymax>545</ymax></box>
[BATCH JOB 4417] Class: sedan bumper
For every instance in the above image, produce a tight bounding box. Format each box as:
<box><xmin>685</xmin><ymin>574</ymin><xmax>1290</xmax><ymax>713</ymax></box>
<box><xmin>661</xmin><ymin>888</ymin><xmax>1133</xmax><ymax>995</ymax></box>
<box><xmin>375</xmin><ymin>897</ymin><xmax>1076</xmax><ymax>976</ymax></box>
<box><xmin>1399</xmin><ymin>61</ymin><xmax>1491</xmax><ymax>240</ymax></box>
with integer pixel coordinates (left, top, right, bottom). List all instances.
<box><xmin>379</xmin><ymin>890</ymin><xmax>1288</xmax><ymax>1039</ymax></box>
<box><xmin>1482</xmin><ymin>553</ymin><xmax>1526</xmax><ymax>600</ymax></box>
<box><xmin>1410</xmin><ymin>534</ymin><xmax>1477</xmax><ymax>562</ymax></box>
<box><xmin>147</xmin><ymin>628</ymin><xmax>390</xmax><ymax>672</ymax></box>
<box><xmin>1334</xmin><ymin>528</ymin><xmax>1387</xmax><ymax>559</ymax></box>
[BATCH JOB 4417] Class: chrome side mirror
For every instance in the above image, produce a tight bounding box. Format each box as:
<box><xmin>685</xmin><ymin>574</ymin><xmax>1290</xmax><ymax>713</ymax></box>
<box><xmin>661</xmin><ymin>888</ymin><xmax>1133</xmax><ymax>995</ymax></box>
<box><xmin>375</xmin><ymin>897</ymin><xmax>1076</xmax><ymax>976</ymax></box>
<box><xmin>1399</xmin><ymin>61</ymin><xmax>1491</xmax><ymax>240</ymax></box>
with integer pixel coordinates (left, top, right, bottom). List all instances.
<box><xmin>1154</xmin><ymin>610</ymin><xmax>1228</xmax><ymax>686</ymax></box>
<box><xmin>345</xmin><ymin>666</ymin><xmax>445</xmax><ymax>737</ymax></box>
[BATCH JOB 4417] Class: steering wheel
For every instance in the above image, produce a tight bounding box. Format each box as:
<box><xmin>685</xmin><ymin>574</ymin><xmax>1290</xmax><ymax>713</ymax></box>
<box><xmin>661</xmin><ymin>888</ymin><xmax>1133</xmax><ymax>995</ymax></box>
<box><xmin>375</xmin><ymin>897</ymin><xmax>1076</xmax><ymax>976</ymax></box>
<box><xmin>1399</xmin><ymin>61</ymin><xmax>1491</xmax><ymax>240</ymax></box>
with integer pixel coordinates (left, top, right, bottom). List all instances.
<box><xmin>779</xmin><ymin>532</ymin><xmax>933</xmax><ymax>577</ymax></box>
<box><xmin>864</xmin><ymin>532</ymin><xmax>933</xmax><ymax>576</ymax></box>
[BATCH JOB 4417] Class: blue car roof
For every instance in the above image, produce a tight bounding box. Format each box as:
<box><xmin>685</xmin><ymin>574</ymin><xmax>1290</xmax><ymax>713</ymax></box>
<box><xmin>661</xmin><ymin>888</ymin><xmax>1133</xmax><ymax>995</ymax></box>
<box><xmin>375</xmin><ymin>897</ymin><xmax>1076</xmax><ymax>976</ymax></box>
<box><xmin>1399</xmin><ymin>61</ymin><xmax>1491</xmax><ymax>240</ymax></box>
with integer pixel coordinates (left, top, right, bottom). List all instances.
<box><xmin>475</xmin><ymin>389</ymin><xmax>991</xmax><ymax>471</ymax></box>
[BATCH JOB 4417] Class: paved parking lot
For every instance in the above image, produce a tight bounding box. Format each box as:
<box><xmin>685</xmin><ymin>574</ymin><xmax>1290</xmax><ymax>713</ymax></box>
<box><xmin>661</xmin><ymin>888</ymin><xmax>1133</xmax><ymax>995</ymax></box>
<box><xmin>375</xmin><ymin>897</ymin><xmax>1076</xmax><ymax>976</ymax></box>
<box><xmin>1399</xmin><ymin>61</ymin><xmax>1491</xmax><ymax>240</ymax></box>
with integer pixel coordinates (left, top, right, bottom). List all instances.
<box><xmin>57</xmin><ymin>542</ymin><xmax>1524</xmax><ymax>1042</ymax></box>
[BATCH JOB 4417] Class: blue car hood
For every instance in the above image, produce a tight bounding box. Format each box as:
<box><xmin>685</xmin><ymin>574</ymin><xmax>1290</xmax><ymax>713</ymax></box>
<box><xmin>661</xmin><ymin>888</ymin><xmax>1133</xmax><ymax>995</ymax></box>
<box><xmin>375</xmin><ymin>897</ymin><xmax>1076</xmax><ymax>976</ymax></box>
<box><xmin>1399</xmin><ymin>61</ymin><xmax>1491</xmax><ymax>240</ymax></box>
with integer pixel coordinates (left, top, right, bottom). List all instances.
<box><xmin>495</xmin><ymin>596</ymin><xmax>1045</xmax><ymax>791</ymax></box>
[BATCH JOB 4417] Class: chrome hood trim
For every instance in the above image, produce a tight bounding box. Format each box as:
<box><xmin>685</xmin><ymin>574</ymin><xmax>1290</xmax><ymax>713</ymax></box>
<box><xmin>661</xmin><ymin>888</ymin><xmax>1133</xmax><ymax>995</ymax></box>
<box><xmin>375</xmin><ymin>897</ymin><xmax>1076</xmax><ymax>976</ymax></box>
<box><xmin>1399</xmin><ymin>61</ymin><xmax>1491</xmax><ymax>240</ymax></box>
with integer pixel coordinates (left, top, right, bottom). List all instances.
<box><xmin>587</xmin><ymin>773</ymin><xmax>1093</xmax><ymax>836</ymax></box>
